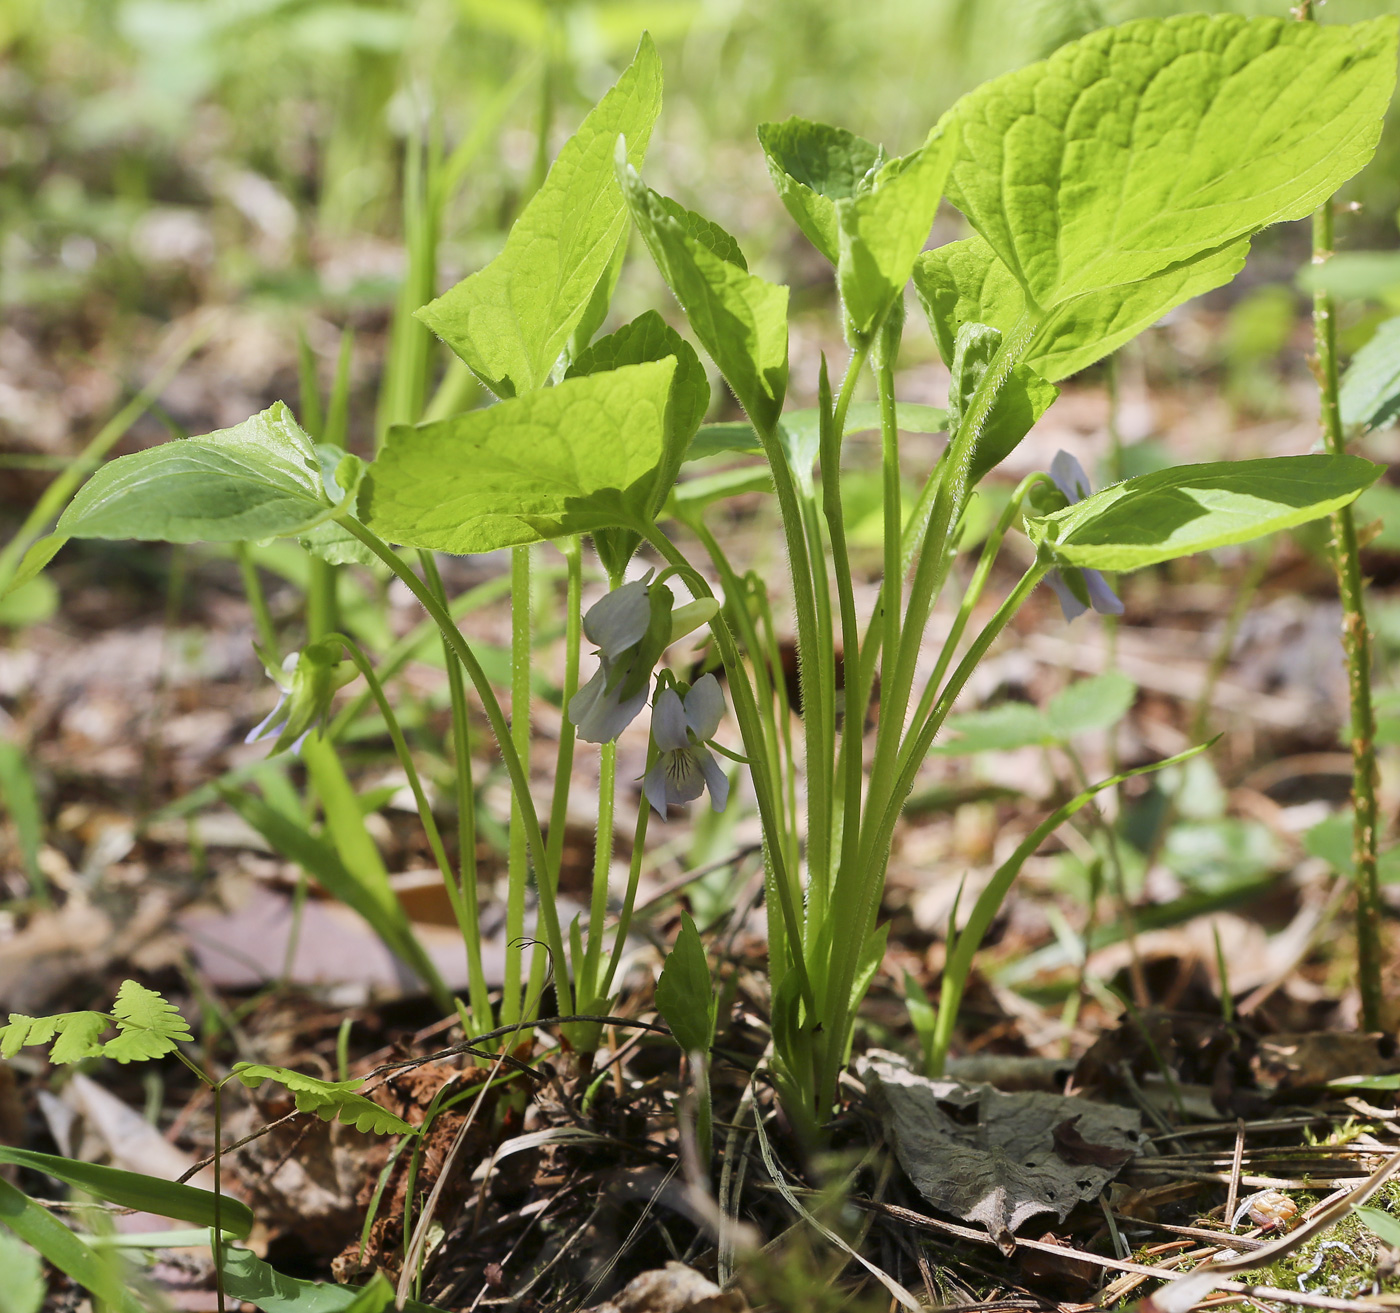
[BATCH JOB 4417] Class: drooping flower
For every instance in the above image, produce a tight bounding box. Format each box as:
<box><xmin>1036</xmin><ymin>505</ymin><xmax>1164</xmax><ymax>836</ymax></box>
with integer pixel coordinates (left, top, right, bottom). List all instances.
<box><xmin>643</xmin><ymin>674</ymin><xmax>730</xmax><ymax>815</ymax></box>
<box><xmin>569</xmin><ymin>574</ymin><xmax>671</xmax><ymax>744</ymax></box>
<box><xmin>246</xmin><ymin>638</ymin><xmax>356</xmax><ymax>754</ymax></box>
<box><xmin>1043</xmin><ymin>451</ymin><xmax>1125</xmax><ymax>622</ymax></box>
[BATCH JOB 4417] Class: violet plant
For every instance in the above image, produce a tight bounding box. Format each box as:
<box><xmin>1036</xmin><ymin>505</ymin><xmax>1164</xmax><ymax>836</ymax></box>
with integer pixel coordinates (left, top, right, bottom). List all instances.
<box><xmin>24</xmin><ymin>14</ymin><xmax>1399</xmax><ymax>1132</ymax></box>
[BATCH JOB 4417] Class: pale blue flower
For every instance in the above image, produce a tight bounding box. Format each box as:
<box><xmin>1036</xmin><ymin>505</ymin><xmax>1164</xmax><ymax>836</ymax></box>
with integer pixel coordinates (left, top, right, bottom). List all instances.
<box><xmin>1045</xmin><ymin>451</ymin><xmax>1124</xmax><ymax>622</ymax></box>
<box><xmin>246</xmin><ymin>640</ymin><xmax>356</xmax><ymax>755</ymax></box>
<box><xmin>644</xmin><ymin>675</ymin><xmax>729</xmax><ymax>815</ymax></box>
<box><xmin>569</xmin><ymin>576</ymin><xmax>662</xmax><ymax>744</ymax></box>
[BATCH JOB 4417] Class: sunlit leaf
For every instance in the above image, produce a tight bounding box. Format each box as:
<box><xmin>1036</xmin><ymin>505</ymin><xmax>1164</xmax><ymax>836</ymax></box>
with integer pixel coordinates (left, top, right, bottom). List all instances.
<box><xmin>941</xmin><ymin>15</ymin><xmax>1397</xmax><ymax>307</ymax></box>
<box><xmin>231</xmin><ymin>1064</ymin><xmax>414</xmax><ymax>1135</ymax></box>
<box><xmin>1026</xmin><ymin>455</ymin><xmax>1380</xmax><ymax>572</ymax></box>
<box><xmin>416</xmin><ymin>35</ymin><xmax>662</xmax><ymax>397</ymax></box>
<box><xmin>362</xmin><ymin>359</ymin><xmax>676</xmax><ymax>553</ymax></box>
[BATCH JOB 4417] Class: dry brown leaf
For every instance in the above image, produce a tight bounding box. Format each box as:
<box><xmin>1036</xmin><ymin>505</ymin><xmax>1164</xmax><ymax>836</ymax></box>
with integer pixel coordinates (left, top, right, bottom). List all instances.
<box><xmin>859</xmin><ymin>1052</ymin><xmax>1142</xmax><ymax>1251</ymax></box>
<box><xmin>582</xmin><ymin>1262</ymin><xmax>747</xmax><ymax>1313</ymax></box>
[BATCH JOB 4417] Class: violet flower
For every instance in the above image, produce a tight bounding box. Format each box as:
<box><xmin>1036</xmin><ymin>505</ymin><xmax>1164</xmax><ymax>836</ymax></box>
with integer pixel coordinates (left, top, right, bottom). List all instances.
<box><xmin>643</xmin><ymin>675</ymin><xmax>729</xmax><ymax>815</ymax></box>
<box><xmin>1044</xmin><ymin>451</ymin><xmax>1124</xmax><ymax>622</ymax></box>
<box><xmin>569</xmin><ymin>576</ymin><xmax>665</xmax><ymax>744</ymax></box>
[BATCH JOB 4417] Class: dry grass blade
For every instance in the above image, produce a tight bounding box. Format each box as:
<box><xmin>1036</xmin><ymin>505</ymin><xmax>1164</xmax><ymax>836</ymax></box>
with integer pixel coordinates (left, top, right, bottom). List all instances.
<box><xmin>1141</xmin><ymin>1146</ymin><xmax>1400</xmax><ymax>1313</ymax></box>
<box><xmin>1225</xmin><ymin>1119</ymin><xmax>1246</xmax><ymax>1229</ymax></box>
<box><xmin>751</xmin><ymin>1106</ymin><xmax>923</xmax><ymax>1312</ymax></box>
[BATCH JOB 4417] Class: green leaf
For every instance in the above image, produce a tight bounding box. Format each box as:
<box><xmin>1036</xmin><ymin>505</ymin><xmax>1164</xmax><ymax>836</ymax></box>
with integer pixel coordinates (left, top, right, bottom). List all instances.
<box><xmin>0</xmin><ymin>1147</ymin><xmax>253</xmax><ymax>1238</ymax></box>
<box><xmin>1357</xmin><ymin>1206</ymin><xmax>1400</xmax><ymax>1249</ymax></box>
<box><xmin>757</xmin><ymin>117</ymin><xmax>883</xmax><ymax>264</ymax></box>
<box><xmin>653</xmin><ymin>913</ymin><xmax>716</xmax><ymax>1054</ymax></box>
<box><xmin>935</xmin><ymin>673</ymin><xmax>1137</xmax><ymax>756</ymax></box>
<box><xmin>362</xmin><ymin>359</ymin><xmax>676</xmax><ymax>554</ymax></box>
<box><xmin>0</xmin><ymin>1011</ymin><xmax>109</xmax><ymax>1064</ymax></box>
<box><xmin>55</xmin><ymin>402</ymin><xmax>330</xmax><ymax>544</ymax></box>
<box><xmin>416</xmin><ymin>35</ymin><xmax>662</xmax><ymax>397</ymax></box>
<box><xmin>941</xmin><ymin>15</ymin><xmax>1397</xmax><ymax>308</ymax></box>
<box><xmin>0</xmin><ymin>740</ymin><xmax>47</xmax><ymax>903</ymax></box>
<box><xmin>0</xmin><ymin>1178</ymin><xmax>147</xmax><ymax>1313</ymax></box>
<box><xmin>221</xmin><ymin>1246</ymin><xmax>449</xmax><ymax>1313</ymax></box>
<box><xmin>1045</xmin><ymin>672</ymin><xmax>1137</xmax><ymax>740</ymax></box>
<box><xmin>836</xmin><ymin>128</ymin><xmax>959</xmax><ymax>337</ymax></box>
<box><xmin>619</xmin><ymin>150</ymin><xmax>789</xmax><ymax>432</ymax></box>
<box><xmin>232</xmin><ymin>1065</ymin><xmax>413</xmax><ymax>1135</ymax></box>
<box><xmin>669</xmin><ymin>465</ymin><xmax>773</xmax><ymax>515</ymax></box>
<box><xmin>915</xmin><ymin>234</ymin><xmax>1250</xmax><ymax>381</ymax></box>
<box><xmin>1026</xmin><ymin>455</ymin><xmax>1381</xmax><ymax>572</ymax></box>
<box><xmin>1302</xmin><ymin>810</ymin><xmax>1400</xmax><ymax>884</ymax></box>
<box><xmin>566</xmin><ymin>310</ymin><xmax>710</xmax><ymax>572</ymax></box>
<box><xmin>1341</xmin><ymin>315</ymin><xmax>1400</xmax><ymax>431</ymax></box>
<box><xmin>0</xmin><ymin>1229</ymin><xmax>44</xmax><ymax>1313</ymax></box>
<box><xmin>1299</xmin><ymin>251</ymin><xmax>1400</xmax><ymax>302</ymax></box>
<box><xmin>219</xmin><ymin>786</ymin><xmax>448</xmax><ymax>1005</ymax></box>
<box><xmin>103</xmin><ymin>979</ymin><xmax>193</xmax><ymax>1063</ymax></box>
<box><xmin>0</xmin><ymin>535</ymin><xmax>66</xmax><ymax>602</ymax></box>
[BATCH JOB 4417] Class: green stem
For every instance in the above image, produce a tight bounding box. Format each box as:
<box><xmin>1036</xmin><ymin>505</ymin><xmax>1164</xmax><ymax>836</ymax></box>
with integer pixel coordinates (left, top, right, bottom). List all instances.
<box><xmin>818</xmin><ymin>560</ymin><xmax>1048</xmax><ymax>1108</ymax></box>
<box><xmin>307</xmin><ymin>555</ymin><xmax>338</xmax><ymax>642</ymax></box>
<box><xmin>505</xmin><ymin>546</ymin><xmax>533</xmax><ymax>1025</ymax></box>
<box><xmin>602</xmin><ymin>742</ymin><xmax>656</xmax><ymax>997</ymax></box>
<box><xmin>583</xmin><ymin>742</ymin><xmax>617</xmax><ymax>1002</ymax></box>
<box><xmin>1312</xmin><ymin>198</ymin><xmax>1382</xmax><ymax>1031</ymax></box>
<box><xmin>823</xmin><ymin>348</ymin><xmax>872</xmax><ymax>902</ymax></box>
<box><xmin>418</xmin><ymin>554</ymin><xmax>493</xmax><ymax>1034</ymax></box>
<box><xmin>339</xmin><ymin>519</ymin><xmax>573</xmax><ymax>1018</ymax></box>
<box><xmin>877</xmin><ymin>353</ymin><xmax>903</xmax><ymax>719</ymax></box>
<box><xmin>906</xmin><ymin>473</ymin><xmax>1050</xmax><ymax>736</ymax></box>
<box><xmin>639</xmin><ymin>525</ymin><xmax>817</xmax><ymax>1015</ymax></box>
<box><xmin>235</xmin><ymin>544</ymin><xmax>278</xmax><ymax>657</ymax></box>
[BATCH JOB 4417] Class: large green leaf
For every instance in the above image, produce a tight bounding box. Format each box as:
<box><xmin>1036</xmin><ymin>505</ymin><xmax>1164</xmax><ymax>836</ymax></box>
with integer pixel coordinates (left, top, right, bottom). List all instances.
<box><xmin>0</xmin><ymin>1147</ymin><xmax>253</xmax><ymax>1238</ymax></box>
<box><xmin>0</xmin><ymin>1178</ymin><xmax>147</xmax><ymax>1313</ymax></box>
<box><xmin>934</xmin><ymin>672</ymin><xmax>1136</xmax><ymax>756</ymax></box>
<box><xmin>757</xmin><ymin>117</ymin><xmax>883</xmax><ymax>264</ymax></box>
<box><xmin>361</xmin><ymin>358</ymin><xmax>676</xmax><ymax>553</ymax></box>
<box><xmin>685</xmin><ymin>401</ymin><xmax>947</xmax><ymax>464</ymax></box>
<box><xmin>941</xmin><ymin>15</ymin><xmax>1397</xmax><ymax>308</ymax></box>
<box><xmin>567</xmin><ymin>310</ymin><xmax>709</xmax><ymax>574</ymax></box>
<box><xmin>619</xmin><ymin>151</ymin><xmax>789</xmax><ymax>432</ymax></box>
<box><xmin>1340</xmin><ymin>314</ymin><xmax>1400</xmax><ymax>431</ymax></box>
<box><xmin>415</xmin><ymin>35</ymin><xmax>662</xmax><ymax>397</ymax></box>
<box><xmin>653</xmin><ymin>913</ymin><xmax>715</xmax><ymax>1054</ymax></box>
<box><xmin>55</xmin><ymin>402</ymin><xmax>331</xmax><ymax>544</ymax></box>
<box><xmin>836</xmin><ymin>128</ymin><xmax>959</xmax><ymax>337</ymax></box>
<box><xmin>915</xmin><ymin>234</ymin><xmax>1250</xmax><ymax>382</ymax></box>
<box><xmin>1027</xmin><ymin>455</ymin><xmax>1380</xmax><ymax>572</ymax></box>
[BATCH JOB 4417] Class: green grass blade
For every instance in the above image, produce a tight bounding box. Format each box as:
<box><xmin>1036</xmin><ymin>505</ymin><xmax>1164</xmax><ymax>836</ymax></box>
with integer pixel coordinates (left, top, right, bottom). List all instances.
<box><xmin>0</xmin><ymin>739</ymin><xmax>49</xmax><ymax>905</ymax></box>
<box><xmin>0</xmin><ymin>1177</ymin><xmax>148</xmax><ymax>1313</ymax></box>
<box><xmin>0</xmin><ymin>1147</ymin><xmax>253</xmax><ymax>1238</ymax></box>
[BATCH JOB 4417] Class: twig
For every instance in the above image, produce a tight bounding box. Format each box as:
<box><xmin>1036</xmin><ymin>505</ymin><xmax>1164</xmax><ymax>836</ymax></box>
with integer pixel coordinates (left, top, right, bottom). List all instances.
<box><xmin>1225</xmin><ymin>1118</ymin><xmax>1247</xmax><ymax>1230</ymax></box>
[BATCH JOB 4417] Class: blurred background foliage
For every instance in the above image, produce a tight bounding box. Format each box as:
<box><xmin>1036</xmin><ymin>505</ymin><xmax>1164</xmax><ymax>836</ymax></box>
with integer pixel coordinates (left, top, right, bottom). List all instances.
<box><xmin>5</xmin><ymin>0</ymin><xmax>1400</xmax><ymax>333</ymax></box>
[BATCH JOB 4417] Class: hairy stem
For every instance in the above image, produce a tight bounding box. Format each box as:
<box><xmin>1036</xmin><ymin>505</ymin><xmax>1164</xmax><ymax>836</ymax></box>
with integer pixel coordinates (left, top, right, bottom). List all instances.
<box><xmin>1312</xmin><ymin>198</ymin><xmax>1382</xmax><ymax>1030</ymax></box>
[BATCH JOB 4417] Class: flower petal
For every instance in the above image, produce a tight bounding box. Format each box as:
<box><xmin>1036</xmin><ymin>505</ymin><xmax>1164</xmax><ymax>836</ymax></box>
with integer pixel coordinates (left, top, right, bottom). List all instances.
<box><xmin>1046</xmin><ymin>570</ymin><xmax>1088</xmax><ymax>622</ymax></box>
<box><xmin>583</xmin><ymin>579</ymin><xmax>652</xmax><ymax>658</ymax></box>
<box><xmin>245</xmin><ymin>694</ymin><xmax>289</xmax><ymax>744</ymax></box>
<box><xmin>1050</xmin><ymin>450</ymin><xmax>1092</xmax><ymax>505</ymax></box>
<box><xmin>683</xmin><ymin>673</ymin><xmax>725</xmax><ymax>741</ymax></box>
<box><xmin>1084</xmin><ymin>568</ymin><xmax>1125</xmax><ymax>617</ymax></box>
<box><xmin>662</xmin><ymin>747</ymin><xmax>707</xmax><ymax>804</ymax></box>
<box><xmin>644</xmin><ymin>759</ymin><xmax>671</xmax><ymax>816</ymax></box>
<box><xmin>575</xmin><ymin>680</ymin><xmax>648</xmax><ymax>744</ymax></box>
<box><xmin>698</xmin><ymin>745</ymin><xmax>730</xmax><ymax>813</ymax></box>
<box><xmin>567</xmin><ymin>665</ymin><xmax>607</xmax><ymax>727</ymax></box>
<box><xmin>650</xmin><ymin>687</ymin><xmax>691</xmax><ymax>753</ymax></box>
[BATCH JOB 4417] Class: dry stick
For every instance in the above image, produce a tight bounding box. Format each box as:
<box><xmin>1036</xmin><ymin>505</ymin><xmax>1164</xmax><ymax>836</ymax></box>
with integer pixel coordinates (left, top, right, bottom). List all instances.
<box><xmin>1225</xmin><ymin>1118</ymin><xmax>1247</xmax><ymax>1235</ymax></box>
<box><xmin>850</xmin><ymin>1196</ymin><xmax>1395</xmax><ymax>1313</ymax></box>
<box><xmin>1309</xmin><ymin>187</ymin><xmax>1383</xmax><ymax>1031</ymax></box>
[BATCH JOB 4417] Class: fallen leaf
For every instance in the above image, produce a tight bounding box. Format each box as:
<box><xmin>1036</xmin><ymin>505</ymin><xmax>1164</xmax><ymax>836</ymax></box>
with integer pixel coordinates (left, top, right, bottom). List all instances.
<box><xmin>582</xmin><ymin>1261</ymin><xmax>747</xmax><ymax>1313</ymax></box>
<box><xmin>859</xmin><ymin>1052</ymin><xmax>1142</xmax><ymax>1251</ymax></box>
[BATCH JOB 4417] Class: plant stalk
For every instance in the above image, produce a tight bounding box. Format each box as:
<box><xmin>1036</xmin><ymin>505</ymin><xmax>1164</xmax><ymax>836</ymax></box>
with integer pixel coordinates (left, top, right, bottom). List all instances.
<box><xmin>1312</xmin><ymin>197</ymin><xmax>1383</xmax><ymax>1031</ymax></box>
